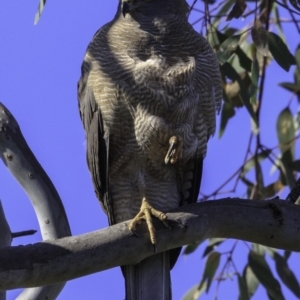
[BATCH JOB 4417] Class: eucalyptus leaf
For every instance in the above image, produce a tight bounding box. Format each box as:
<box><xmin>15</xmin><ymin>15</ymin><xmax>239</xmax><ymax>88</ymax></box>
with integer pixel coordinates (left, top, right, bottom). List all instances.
<box><xmin>276</xmin><ymin>107</ymin><xmax>295</xmax><ymax>154</ymax></box>
<box><xmin>181</xmin><ymin>284</ymin><xmax>207</xmax><ymax>300</ymax></box>
<box><xmin>226</xmin><ymin>0</ymin><xmax>247</xmax><ymax>21</ymax></box>
<box><xmin>34</xmin><ymin>0</ymin><xmax>47</xmax><ymax>25</ymax></box>
<box><xmin>279</xmin><ymin>82</ymin><xmax>300</xmax><ymax>94</ymax></box>
<box><xmin>273</xmin><ymin>252</ymin><xmax>300</xmax><ymax>298</ymax></box>
<box><xmin>251</xmin><ymin>20</ymin><xmax>268</xmax><ymax>57</ymax></box>
<box><xmin>241</xmin><ymin>150</ymin><xmax>271</xmax><ymax>177</ymax></box>
<box><xmin>238</xmin><ymin>274</ymin><xmax>250</xmax><ymax>300</ymax></box>
<box><xmin>217</xmin><ymin>35</ymin><xmax>241</xmax><ymax>63</ymax></box>
<box><xmin>268</xmin><ymin>32</ymin><xmax>296</xmax><ymax>72</ymax></box>
<box><xmin>202</xmin><ymin>238</ymin><xmax>226</xmax><ymax>258</ymax></box>
<box><xmin>248</xmin><ymin>251</ymin><xmax>285</xmax><ymax>300</ymax></box>
<box><xmin>221</xmin><ymin>63</ymin><xmax>257</xmax><ymax>126</ymax></box>
<box><xmin>236</xmin><ymin>46</ymin><xmax>252</xmax><ymax>72</ymax></box>
<box><xmin>219</xmin><ymin>101</ymin><xmax>235</xmax><ymax>138</ymax></box>
<box><xmin>184</xmin><ymin>243</ymin><xmax>201</xmax><ymax>255</ymax></box>
<box><xmin>243</xmin><ymin>265</ymin><xmax>259</xmax><ymax>298</ymax></box>
<box><xmin>199</xmin><ymin>252</ymin><xmax>221</xmax><ymax>293</ymax></box>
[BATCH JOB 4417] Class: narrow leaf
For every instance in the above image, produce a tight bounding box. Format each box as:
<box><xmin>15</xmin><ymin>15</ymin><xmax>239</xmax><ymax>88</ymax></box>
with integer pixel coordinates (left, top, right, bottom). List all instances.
<box><xmin>221</xmin><ymin>63</ymin><xmax>257</xmax><ymax>126</ymax></box>
<box><xmin>236</xmin><ymin>46</ymin><xmax>252</xmax><ymax>72</ymax></box>
<box><xmin>184</xmin><ymin>243</ymin><xmax>201</xmax><ymax>255</ymax></box>
<box><xmin>268</xmin><ymin>32</ymin><xmax>296</xmax><ymax>72</ymax></box>
<box><xmin>202</xmin><ymin>238</ymin><xmax>226</xmax><ymax>258</ymax></box>
<box><xmin>241</xmin><ymin>150</ymin><xmax>271</xmax><ymax>177</ymax></box>
<box><xmin>251</xmin><ymin>20</ymin><xmax>268</xmax><ymax>57</ymax></box>
<box><xmin>213</xmin><ymin>0</ymin><xmax>235</xmax><ymax>26</ymax></box>
<box><xmin>279</xmin><ymin>82</ymin><xmax>300</xmax><ymax>94</ymax></box>
<box><xmin>243</xmin><ymin>265</ymin><xmax>259</xmax><ymax>298</ymax></box>
<box><xmin>217</xmin><ymin>35</ymin><xmax>241</xmax><ymax>63</ymax></box>
<box><xmin>284</xmin><ymin>251</ymin><xmax>292</xmax><ymax>261</ymax></box>
<box><xmin>34</xmin><ymin>0</ymin><xmax>47</xmax><ymax>25</ymax></box>
<box><xmin>238</xmin><ymin>274</ymin><xmax>250</xmax><ymax>300</ymax></box>
<box><xmin>263</xmin><ymin>180</ymin><xmax>285</xmax><ymax>198</ymax></box>
<box><xmin>291</xmin><ymin>160</ymin><xmax>300</xmax><ymax>171</ymax></box>
<box><xmin>227</xmin><ymin>0</ymin><xmax>247</xmax><ymax>21</ymax></box>
<box><xmin>219</xmin><ymin>100</ymin><xmax>235</xmax><ymax>138</ymax></box>
<box><xmin>276</xmin><ymin>107</ymin><xmax>295</xmax><ymax>154</ymax></box>
<box><xmin>181</xmin><ymin>283</ymin><xmax>207</xmax><ymax>300</ymax></box>
<box><xmin>276</xmin><ymin>107</ymin><xmax>295</xmax><ymax>188</ymax></box>
<box><xmin>248</xmin><ymin>251</ymin><xmax>285</xmax><ymax>300</ymax></box>
<box><xmin>250</xmin><ymin>55</ymin><xmax>259</xmax><ymax>104</ymax></box>
<box><xmin>199</xmin><ymin>252</ymin><xmax>221</xmax><ymax>293</ymax></box>
<box><xmin>273</xmin><ymin>252</ymin><xmax>300</xmax><ymax>298</ymax></box>
<box><xmin>295</xmin><ymin>44</ymin><xmax>300</xmax><ymax>71</ymax></box>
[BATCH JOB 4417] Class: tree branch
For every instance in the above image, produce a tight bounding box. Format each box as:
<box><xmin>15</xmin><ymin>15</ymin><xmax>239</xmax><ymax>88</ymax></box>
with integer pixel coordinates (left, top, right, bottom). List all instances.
<box><xmin>0</xmin><ymin>198</ymin><xmax>299</xmax><ymax>290</ymax></box>
<box><xmin>0</xmin><ymin>201</ymin><xmax>11</xmax><ymax>300</ymax></box>
<box><xmin>0</xmin><ymin>102</ymin><xmax>71</xmax><ymax>299</ymax></box>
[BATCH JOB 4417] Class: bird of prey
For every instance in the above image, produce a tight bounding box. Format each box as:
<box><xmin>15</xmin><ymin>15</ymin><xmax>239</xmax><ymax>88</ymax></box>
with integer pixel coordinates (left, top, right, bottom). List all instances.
<box><xmin>78</xmin><ymin>0</ymin><xmax>222</xmax><ymax>299</ymax></box>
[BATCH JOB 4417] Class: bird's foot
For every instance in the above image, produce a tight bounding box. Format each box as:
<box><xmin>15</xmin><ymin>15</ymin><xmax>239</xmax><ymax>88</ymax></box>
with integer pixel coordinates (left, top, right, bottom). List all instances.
<box><xmin>128</xmin><ymin>198</ymin><xmax>169</xmax><ymax>246</ymax></box>
<box><xmin>164</xmin><ymin>136</ymin><xmax>183</xmax><ymax>164</ymax></box>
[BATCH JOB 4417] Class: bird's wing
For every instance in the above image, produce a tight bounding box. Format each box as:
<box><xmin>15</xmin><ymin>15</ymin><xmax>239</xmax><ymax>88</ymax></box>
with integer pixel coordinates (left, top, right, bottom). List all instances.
<box><xmin>77</xmin><ymin>59</ymin><xmax>115</xmax><ymax>225</ymax></box>
<box><xmin>183</xmin><ymin>35</ymin><xmax>222</xmax><ymax>205</ymax></box>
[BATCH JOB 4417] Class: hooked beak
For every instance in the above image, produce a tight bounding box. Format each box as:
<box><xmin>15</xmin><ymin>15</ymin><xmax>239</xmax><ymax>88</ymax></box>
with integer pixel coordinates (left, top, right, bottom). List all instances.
<box><xmin>121</xmin><ymin>1</ymin><xmax>131</xmax><ymax>17</ymax></box>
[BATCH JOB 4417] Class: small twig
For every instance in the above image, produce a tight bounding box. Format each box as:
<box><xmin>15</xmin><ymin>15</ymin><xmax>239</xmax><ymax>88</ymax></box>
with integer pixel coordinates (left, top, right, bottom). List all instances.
<box><xmin>285</xmin><ymin>178</ymin><xmax>300</xmax><ymax>203</ymax></box>
<box><xmin>11</xmin><ymin>230</ymin><xmax>37</xmax><ymax>239</ymax></box>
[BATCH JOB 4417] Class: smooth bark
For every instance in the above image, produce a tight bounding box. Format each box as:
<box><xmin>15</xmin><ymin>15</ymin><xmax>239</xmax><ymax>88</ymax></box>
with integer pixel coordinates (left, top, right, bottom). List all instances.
<box><xmin>0</xmin><ymin>198</ymin><xmax>299</xmax><ymax>290</ymax></box>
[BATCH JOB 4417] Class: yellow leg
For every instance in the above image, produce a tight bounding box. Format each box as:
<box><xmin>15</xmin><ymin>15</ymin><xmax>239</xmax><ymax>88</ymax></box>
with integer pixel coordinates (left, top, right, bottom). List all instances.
<box><xmin>128</xmin><ymin>198</ymin><xmax>168</xmax><ymax>245</ymax></box>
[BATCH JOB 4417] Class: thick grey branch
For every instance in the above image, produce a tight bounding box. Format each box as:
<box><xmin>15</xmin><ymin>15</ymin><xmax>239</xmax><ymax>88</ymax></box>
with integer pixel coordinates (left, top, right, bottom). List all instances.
<box><xmin>0</xmin><ymin>198</ymin><xmax>299</xmax><ymax>290</ymax></box>
<box><xmin>0</xmin><ymin>103</ymin><xmax>71</xmax><ymax>299</ymax></box>
<box><xmin>0</xmin><ymin>201</ymin><xmax>11</xmax><ymax>300</ymax></box>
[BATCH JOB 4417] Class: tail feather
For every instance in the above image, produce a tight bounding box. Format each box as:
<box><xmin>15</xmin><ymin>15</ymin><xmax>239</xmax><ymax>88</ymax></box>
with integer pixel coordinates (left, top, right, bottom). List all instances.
<box><xmin>124</xmin><ymin>251</ymin><xmax>171</xmax><ymax>300</ymax></box>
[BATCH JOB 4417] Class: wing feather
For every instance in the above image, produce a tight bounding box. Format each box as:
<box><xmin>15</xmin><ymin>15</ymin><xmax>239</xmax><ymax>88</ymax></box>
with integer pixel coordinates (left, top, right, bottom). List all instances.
<box><xmin>78</xmin><ymin>60</ymin><xmax>115</xmax><ymax>225</ymax></box>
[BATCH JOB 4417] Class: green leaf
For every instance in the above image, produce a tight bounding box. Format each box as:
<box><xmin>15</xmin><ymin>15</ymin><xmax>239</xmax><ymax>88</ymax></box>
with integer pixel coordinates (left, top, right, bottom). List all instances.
<box><xmin>184</xmin><ymin>243</ymin><xmax>201</xmax><ymax>255</ymax></box>
<box><xmin>202</xmin><ymin>238</ymin><xmax>226</xmax><ymax>258</ymax></box>
<box><xmin>34</xmin><ymin>0</ymin><xmax>47</xmax><ymax>25</ymax></box>
<box><xmin>276</xmin><ymin>107</ymin><xmax>295</xmax><ymax>154</ymax></box>
<box><xmin>226</xmin><ymin>0</ymin><xmax>247</xmax><ymax>21</ymax></box>
<box><xmin>250</xmin><ymin>55</ymin><xmax>259</xmax><ymax>104</ymax></box>
<box><xmin>279</xmin><ymin>82</ymin><xmax>300</xmax><ymax>94</ymax></box>
<box><xmin>219</xmin><ymin>100</ymin><xmax>235</xmax><ymax>138</ymax></box>
<box><xmin>263</xmin><ymin>180</ymin><xmax>285</xmax><ymax>198</ymax></box>
<box><xmin>251</xmin><ymin>20</ymin><xmax>268</xmax><ymax>57</ymax></box>
<box><xmin>281</xmin><ymin>151</ymin><xmax>296</xmax><ymax>190</ymax></box>
<box><xmin>276</xmin><ymin>107</ymin><xmax>296</xmax><ymax>189</ymax></box>
<box><xmin>243</xmin><ymin>265</ymin><xmax>259</xmax><ymax>298</ymax></box>
<box><xmin>238</xmin><ymin>274</ymin><xmax>250</xmax><ymax>300</ymax></box>
<box><xmin>267</xmin><ymin>32</ymin><xmax>296</xmax><ymax>72</ymax></box>
<box><xmin>236</xmin><ymin>46</ymin><xmax>252</xmax><ymax>72</ymax></box>
<box><xmin>181</xmin><ymin>283</ymin><xmax>207</xmax><ymax>300</ymax></box>
<box><xmin>213</xmin><ymin>0</ymin><xmax>235</xmax><ymax>26</ymax></box>
<box><xmin>248</xmin><ymin>251</ymin><xmax>285</xmax><ymax>300</ymax></box>
<box><xmin>221</xmin><ymin>63</ymin><xmax>257</xmax><ymax>126</ymax></box>
<box><xmin>272</xmin><ymin>252</ymin><xmax>300</xmax><ymax>298</ymax></box>
<box><xmin>241</xmin><ymin>150</ymin><xmax>271</xmax><ymax>177</ymax></box>
<box><xmin>295</xmin><ymin>44</ymin><xmax>300</xmax><ymax>71</ymax></box>
<box><xmin>216</xmin><ymin>30</ymin><xmax>230</xmax><ymax>45</ymax></box>
<box><xmin>291</xmin><ymin>160</ymin><xmax>300</xmax><ymax>171</ymax></box>
<box><xmin>272</xmin><ymin>4</ymin><xmax>286</xmax><ymax>43</ymax></box>
<box><xmin>252</xmin><ymin>244</ymin><xmax>267</xmax><ymax>256</ymax></box>
<box><xmin>217</xmin><ymin>35</ymin><xmax>241</xmax><ymax>63</ymax></box>
<box><xmin>199</xmin><ymin>252</ymin><xmax>221</xmax><ymax>293</ymax></box>
<box><xmin>284</xmin><ymin>251</ymin><xmax>292</xmax><ymax>261</ymax></box>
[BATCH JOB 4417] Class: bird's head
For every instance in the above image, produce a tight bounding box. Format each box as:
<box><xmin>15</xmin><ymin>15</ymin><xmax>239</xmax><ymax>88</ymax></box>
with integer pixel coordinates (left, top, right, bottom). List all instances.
<box><xmin>119</xmin><ymin>0</ymin><xmax>189</xmax><ymax>18</ymax></box>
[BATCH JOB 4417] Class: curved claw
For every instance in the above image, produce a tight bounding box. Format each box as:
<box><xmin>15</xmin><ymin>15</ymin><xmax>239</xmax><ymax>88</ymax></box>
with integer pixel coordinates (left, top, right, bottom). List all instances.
<box><xmin>164</xmin><ymin>136</ymin><xmax>183</xmax><ymax>165</ymax></box>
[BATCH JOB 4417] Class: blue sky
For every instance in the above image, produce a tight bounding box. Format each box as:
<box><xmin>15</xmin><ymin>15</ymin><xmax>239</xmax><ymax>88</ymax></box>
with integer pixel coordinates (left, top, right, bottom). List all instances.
<box><xmin>0</xmin><ymin>1</ymin><xmax>299</xmax><ymax>299</ymax></box>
